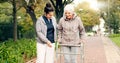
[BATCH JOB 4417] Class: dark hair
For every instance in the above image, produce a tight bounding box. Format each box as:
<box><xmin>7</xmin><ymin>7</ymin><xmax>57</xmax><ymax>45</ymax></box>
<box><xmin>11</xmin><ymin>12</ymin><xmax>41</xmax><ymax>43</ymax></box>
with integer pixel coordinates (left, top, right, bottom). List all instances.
<box><xmin>44</xmin><ymin>2</ymin><xmax>54</xmax><ymax>14</ymax></box>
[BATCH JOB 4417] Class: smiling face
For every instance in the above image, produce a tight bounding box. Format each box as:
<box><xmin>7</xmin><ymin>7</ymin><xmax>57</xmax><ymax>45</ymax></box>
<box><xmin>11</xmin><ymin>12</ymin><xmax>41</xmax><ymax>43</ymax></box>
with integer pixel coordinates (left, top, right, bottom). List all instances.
<box><xmin>65</xmin><ymin>11</ymin><xmax>74</xmax><ymax>19</ymax></box>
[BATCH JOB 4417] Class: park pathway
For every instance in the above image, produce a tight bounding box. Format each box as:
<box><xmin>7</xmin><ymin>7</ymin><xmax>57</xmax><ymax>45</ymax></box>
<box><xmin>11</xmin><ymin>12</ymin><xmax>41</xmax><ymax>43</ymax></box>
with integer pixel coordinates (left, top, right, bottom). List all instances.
<box><xmin>26</xmin><ymin>36</ymin><xmax>120</xmax><ymax>63</ymax></box>
<box><xmin>102</xmin><ymin>36</ymin><xmax>120</xmax><ymax>63</ymax></box>
<box><xmin>84</xmin><ymin>36</ymin><xmax>107</xmax><ymax>63</ymax></box>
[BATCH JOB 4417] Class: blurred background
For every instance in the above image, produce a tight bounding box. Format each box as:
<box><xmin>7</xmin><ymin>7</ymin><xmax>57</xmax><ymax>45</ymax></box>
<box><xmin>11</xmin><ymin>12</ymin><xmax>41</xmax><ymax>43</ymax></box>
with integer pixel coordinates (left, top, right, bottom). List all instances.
<box><xmin>0</xmin><ymin>0</ymin><xmax>120</xmax><ymax>63</ymax></box>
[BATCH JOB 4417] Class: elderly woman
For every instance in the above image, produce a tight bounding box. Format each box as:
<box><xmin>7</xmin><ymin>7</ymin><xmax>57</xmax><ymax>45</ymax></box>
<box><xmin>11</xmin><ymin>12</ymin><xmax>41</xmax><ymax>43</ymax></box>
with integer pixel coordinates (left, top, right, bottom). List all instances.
<box><xmin>58</xmin><ymin>4</ymin><xmax>86</xmax><ymax>63</ymax></box>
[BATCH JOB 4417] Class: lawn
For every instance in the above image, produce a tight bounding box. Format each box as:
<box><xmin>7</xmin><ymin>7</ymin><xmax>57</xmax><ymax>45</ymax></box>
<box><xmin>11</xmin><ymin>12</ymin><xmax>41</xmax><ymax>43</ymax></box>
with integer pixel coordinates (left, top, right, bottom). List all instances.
<box><xmin>109</xmin><ymin>34</ymin><xmax>120</xmax><ymax>48</ymax></box>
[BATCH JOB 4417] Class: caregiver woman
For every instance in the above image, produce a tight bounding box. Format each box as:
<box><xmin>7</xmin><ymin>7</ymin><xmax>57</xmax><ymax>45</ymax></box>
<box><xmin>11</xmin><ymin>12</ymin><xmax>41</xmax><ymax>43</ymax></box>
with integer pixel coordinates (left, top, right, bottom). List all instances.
<box><xmin>36</xmin><ymin>2</ymin><xmax>57</xmax><ymax>63</ymax></box>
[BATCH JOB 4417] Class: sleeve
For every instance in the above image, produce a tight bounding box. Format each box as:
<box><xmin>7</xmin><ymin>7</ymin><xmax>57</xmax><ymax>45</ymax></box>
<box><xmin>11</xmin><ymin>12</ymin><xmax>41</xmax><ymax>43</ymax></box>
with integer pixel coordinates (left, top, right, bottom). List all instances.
<box><xmin>36</xmin><ymin>18</ymin><xmax>50</xmax><ymax>43</ymax></box>
<box><xmin>57</xmin><ymin>18</ymin><xmax>63</xmax><ymax>43</ymax></box>
<box><xmin>78</xmin><ymin>17</ymin><xmax>86</xmax><ymax>39</ymax></box>
<box><xmin>53</xmin><ymin>16</ymin><xmax>58</xmax><ymax>41</ymax></box>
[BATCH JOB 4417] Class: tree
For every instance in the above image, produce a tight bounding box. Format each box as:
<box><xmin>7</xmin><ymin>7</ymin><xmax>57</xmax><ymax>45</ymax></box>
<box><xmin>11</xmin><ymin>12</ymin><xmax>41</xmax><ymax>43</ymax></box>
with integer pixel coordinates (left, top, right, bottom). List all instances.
<box><xmin>75</xmin><ymin>2</ymin><xmax>100</xmax><ymax>31</ymax></box>
<box><xmin>0</xmin><ymin>2</ymin><xmax>13</xmax><ymax>41</ymax></box>
<box><xmin>0</xmin><ymin>0</ymin><xmax>21</xmax><ymax>41</ymax></box>
<box><xmin>12</xmin><ymin>0</ymin><xmax>17</xmax><ymax>41</ymax></box>
<box><xmin>0</xmin><ymin>0</ymin><xmax>46</xmax><ymax>41</ymax></box>
<box><xmin>99</xmin><ymin>0</ymin><xmax>120</xmax><ymax>33</ymax></box>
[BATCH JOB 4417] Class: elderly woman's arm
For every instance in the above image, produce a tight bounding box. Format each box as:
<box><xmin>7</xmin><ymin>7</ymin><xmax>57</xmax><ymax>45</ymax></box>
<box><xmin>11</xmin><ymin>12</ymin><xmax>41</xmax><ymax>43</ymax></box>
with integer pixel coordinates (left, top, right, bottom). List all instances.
<box><xmin>57</xmin><ymin>19</ymin><xmax>63</xmax><ymax>43</ymax></box>
<box><xmin>78</xmin><ymin>17</ymin><xmax>86</xmax><ymax>40</ymax></box>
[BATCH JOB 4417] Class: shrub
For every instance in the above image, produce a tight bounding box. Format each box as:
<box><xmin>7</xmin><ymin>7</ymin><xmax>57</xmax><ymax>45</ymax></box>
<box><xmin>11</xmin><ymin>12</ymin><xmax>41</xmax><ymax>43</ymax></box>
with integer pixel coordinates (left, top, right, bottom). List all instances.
<box><xmin>0</xmin><ymin>38</ymin><xmax>36</xmax><ymax>63</ymax></box>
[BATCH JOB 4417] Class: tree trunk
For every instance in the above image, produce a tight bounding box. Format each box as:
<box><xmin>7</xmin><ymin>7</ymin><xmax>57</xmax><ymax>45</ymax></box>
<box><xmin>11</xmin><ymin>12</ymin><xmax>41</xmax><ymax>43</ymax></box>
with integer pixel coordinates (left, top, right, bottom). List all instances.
<box><xmin>55</xmin><ymin>0</ymin><xmax>64</xmax><ymax>22</ymax></box>
<box><xmin>12</xmin><ymin>0</ymin><xmax>17</xmax><ymax>42</ymax></box>
<box><xmin>26</xmin><ymin>6</ymin><xmax>37</xmax><ymax>36</ymax></box>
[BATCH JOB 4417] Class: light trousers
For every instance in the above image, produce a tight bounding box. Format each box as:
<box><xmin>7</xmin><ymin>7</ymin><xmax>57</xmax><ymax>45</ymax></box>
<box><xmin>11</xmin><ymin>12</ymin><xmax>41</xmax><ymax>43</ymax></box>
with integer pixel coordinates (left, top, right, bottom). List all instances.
<box><xmin>36</xmin><ymin>42</ymin><xmax>55</xmax><ymax>63</ymax></box>
<box><xmin>62</xmin><ymin>47</ymin><xmax>78</xmax><ymax>63</ymax></box>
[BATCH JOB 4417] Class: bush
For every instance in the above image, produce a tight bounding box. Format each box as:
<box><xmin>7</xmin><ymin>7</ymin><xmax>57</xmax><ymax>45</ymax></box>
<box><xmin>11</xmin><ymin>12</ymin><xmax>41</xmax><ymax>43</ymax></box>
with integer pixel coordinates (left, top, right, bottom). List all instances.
<box><xmin>0</xmin><ymin>22</ymin><xmax>23</xmax><ymax>41</ymax></box>
<box><xmin>0</xmin><ymin>23</ymin><xmax>13</xmax><ymax>41</ymax></box>
<box><xmin>22</xmin><ymin>29</ymin><xmax>36</xmax><ymax>39</ymax></box>
<box><xmin>0</xmin><ymin>38</ymin><xmax>36</xmax><ymax>63</ymax></box>
<box><xmin>0</xmin><ymin>22</ymin><xmax>35</xmax><ymax>41</ymax></box>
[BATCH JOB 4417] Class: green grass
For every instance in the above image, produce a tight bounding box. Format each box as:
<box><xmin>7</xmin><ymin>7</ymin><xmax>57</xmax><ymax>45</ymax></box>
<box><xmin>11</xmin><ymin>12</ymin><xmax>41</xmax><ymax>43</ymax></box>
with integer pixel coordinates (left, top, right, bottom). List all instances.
<box><xmin>109</xmin><ymin>34</ymin><xmax>120</xmax><ymax>47</ymax></box>
<box><xmin>0</xmin><ymin>38</ymin><xmax>36</xmax><ymax>63</ymax></box>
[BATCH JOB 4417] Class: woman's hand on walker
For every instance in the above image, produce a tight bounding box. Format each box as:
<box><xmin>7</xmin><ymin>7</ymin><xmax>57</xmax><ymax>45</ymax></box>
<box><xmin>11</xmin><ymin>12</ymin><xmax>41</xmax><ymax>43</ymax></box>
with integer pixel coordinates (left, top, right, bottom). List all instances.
<box><xmin>47</xmin><ymin>41</ymin><xmax>52</xmax><ymax>47</ymax></box>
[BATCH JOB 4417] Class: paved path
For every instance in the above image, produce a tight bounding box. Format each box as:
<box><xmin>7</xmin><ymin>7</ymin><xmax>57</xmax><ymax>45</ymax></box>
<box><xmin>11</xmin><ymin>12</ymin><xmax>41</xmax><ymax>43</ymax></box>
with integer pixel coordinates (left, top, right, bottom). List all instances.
<box><xmin>84</xmin><ymin>36</ymin><xmax>107</xmax><ymax>63</ymax></box>
<box><xmin>102</xmin><ymin>36</ymin><xmax>120</xmax><ymax>63</ymax></box>
<box><xmin>26</xmin><ymin>36</ymin><xmax>120</xmax><ymax>63</ymax></box>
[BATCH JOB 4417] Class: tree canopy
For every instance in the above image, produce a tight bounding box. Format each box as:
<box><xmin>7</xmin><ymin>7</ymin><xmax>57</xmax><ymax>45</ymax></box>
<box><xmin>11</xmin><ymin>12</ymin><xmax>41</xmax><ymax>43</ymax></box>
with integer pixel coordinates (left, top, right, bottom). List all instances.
<box><xmin>75</xmin><ymin>2</ymin><xmax>100</xmax><ymax>28</ymax></box>
<box><xmin>99</xmin><ymin>0</ymin><xmax>120</xmax><ymax>33</ymax></box>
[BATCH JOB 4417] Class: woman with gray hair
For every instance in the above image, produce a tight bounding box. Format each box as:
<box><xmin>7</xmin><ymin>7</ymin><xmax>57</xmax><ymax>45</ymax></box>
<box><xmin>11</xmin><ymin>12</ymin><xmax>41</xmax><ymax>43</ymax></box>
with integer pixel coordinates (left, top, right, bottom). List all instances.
<box><xmin>58</xmin><ymin>4</ymin><xmax>86</xmax><ymax>63</ymax></box>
